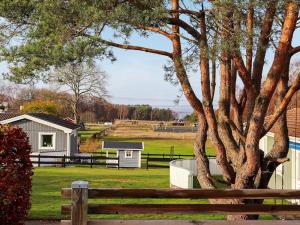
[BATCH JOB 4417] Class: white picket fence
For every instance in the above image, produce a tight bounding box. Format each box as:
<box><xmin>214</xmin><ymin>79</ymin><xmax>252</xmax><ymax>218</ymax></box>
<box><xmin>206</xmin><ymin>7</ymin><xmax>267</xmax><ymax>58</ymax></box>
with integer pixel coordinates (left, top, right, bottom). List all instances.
<box><xmin>170</xmin><ymin>158</ymin><xmax>222</xmax><ymax>189</ymax></box>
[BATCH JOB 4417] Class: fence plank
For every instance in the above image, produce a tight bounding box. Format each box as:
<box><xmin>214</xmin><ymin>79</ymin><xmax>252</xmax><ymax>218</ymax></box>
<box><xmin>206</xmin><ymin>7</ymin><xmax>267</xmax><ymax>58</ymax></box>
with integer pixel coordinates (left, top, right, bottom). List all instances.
<box><xmin>61</xmin><ymin>220</ymin><xmax>300</xmax><ymax>225</ymax></box>
<box><xmin>62</xmin><ymin>203</ymin><xmax>300</xmax><ymax>215</ymax></box>
<box><xmin>61</xmin><ymin>188</ymin><xmax>300</xmax><ymax>199</ymax></box>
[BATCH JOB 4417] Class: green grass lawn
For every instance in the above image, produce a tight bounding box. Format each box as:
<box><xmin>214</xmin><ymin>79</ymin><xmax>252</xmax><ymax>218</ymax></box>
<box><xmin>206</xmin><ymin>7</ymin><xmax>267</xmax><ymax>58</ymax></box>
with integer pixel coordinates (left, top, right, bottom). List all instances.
<box><xmin>29</xmin><ymin>167</ymin><xmax>276</xmax><ymax>221</ymax></box>
<box><xmin>101</xmin><ymin>136</ymin><xmax>215</xmax><ymax>156</ymax></box>
<box><xmin>29</xmin><ymin>167</ymin><xmax>226</xmax><ymax>220</ymax></box>
<box><xmin>79</xmin><ymin>129</ymin><xmax>104</xmax><ymax>141</ymax></box>
<box><xmin>79</xmin><ymin>125</ymin><xmax>108</xmax><ymax>141</ymax></box>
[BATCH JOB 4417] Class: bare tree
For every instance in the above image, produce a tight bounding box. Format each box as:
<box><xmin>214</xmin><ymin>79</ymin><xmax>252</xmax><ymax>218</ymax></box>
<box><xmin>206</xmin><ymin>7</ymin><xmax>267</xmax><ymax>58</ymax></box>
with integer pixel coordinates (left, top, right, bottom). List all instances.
<box><xmin>49</xmin><ymin>62</ymin><xmax>107</xmax><ymax>123</ymax></box>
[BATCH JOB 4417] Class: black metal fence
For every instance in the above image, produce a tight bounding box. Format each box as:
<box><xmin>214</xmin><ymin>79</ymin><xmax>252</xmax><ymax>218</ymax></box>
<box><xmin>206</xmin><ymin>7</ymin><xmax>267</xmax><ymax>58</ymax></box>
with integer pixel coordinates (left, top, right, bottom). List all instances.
<box><xmin>30</xmin><ymin>153</ymin><xmax>215</xmax><ymax>169</ymax></box>
<box><xmin>154</xmin><ymin>127</ymin><xmax>198</xmax><ymax>133</ymax></box>
<box><xmin>29</xmin><ymin>154</ymin><xmax>119</xmax><ymax>168</ymax></box>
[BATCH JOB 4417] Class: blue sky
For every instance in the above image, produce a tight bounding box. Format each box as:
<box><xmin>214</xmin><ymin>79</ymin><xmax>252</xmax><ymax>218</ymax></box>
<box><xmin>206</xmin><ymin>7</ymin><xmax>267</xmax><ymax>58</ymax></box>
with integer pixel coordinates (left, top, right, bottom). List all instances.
<box><xmin>1</xmin><ymin>23</ymin><xmax>300</xmax><ymax>117</ymax></box>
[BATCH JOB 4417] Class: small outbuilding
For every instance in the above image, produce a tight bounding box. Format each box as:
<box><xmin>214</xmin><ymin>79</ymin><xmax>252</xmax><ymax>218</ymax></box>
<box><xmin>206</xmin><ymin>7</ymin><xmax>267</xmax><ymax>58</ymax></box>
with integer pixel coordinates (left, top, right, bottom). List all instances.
<box><xmin>0</xmin><ymin>113</ymin><xmax>81</xmax><ymax>158</ymax></box>
<box><xmin>102</xmin><ymin>141</ymin><xmax>144</xmax><ymax>168</ymax></box>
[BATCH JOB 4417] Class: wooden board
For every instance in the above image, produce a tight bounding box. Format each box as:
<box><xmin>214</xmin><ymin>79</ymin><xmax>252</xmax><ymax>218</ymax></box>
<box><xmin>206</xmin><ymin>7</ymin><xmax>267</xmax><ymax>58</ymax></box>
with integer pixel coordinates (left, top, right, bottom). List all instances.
<box><xmin>61</xmin><ymin>220</ymin><xmax>300</xmax><ymax>225</ymax></box>
<box><xmin>61</xmin><ymin>188</ymin><xmax>300</xmax><ymax>199</ymax></box>
<box><xmin>61</xmin><ymin>204</ymin><xmax>300</xmax><ymax>215</ymax></box>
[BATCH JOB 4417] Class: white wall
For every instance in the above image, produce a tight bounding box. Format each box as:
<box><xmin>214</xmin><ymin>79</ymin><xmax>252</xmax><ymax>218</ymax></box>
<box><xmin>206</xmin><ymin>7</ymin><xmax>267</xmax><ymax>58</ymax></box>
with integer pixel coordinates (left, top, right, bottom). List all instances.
<box><xmin>170</xmin><ymin>158</ymin><xmax>222</xmax><ymax>188</ymax></box>
<box><xmin>170</xmin><ymin>161</ymin><xmax>193</xmax><ymax>189</ymax></box>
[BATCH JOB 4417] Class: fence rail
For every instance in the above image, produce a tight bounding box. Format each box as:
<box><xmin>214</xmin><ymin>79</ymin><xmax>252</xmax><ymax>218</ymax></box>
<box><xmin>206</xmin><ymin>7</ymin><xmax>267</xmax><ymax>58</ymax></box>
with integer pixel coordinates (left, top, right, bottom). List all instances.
<box><xmin>30</xmin><ymin>154</ymin><xmax>119</xmax><ymax>168</ymax></box>
<box><xmin>61</xmin><ymin>181</ymin><xmax>300</xmax><ymax>225</ymax></box>
<box><xmin>94</xmin><ymin>151</ymin><xmax>211</xmax><ymax>158</ymax></box>
<box><xmin>29</xmin><ymin>153</ymin><xmax>215</xmax><ymax>169</ymax></box>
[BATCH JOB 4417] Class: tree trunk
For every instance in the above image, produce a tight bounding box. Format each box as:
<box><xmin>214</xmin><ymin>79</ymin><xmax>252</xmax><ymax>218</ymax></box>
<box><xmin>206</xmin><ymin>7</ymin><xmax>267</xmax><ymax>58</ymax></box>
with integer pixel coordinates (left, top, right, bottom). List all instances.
<box><xmin>194</xmin><ymin>112</ymin><xmax>215</xmax><ymax>189</ymax></box>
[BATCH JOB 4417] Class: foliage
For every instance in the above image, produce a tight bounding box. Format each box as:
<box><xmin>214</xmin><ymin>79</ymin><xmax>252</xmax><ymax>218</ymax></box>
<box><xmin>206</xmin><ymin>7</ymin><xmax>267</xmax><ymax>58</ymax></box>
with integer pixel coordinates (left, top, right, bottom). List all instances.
<box><xmin>128</xmin><ymin>105</ymin><xmax>175</xmax><ymax>121</ymax></box>
<box><xmin>0</xmin><ymin>125</ymin><xmax>33</xmax><ymax>225</ymax></box>
<box><xmin>22</xmin><ymin>99</ymin><xmax>62</xmax><ymax>116</ymax></box>
<box><xmin>184</xmin><ymin>112</ymin><xmax>197</xmax><ymax>123</ymax></box>
<box><xmin>80</xmin><ymin>139</ymin><xmax>101</xmax><ymax>153</ymax></box>
<box><xmin>16</xmin><ymin>88</ymin><xmax>73</xmax><ymax>117</ymax></box>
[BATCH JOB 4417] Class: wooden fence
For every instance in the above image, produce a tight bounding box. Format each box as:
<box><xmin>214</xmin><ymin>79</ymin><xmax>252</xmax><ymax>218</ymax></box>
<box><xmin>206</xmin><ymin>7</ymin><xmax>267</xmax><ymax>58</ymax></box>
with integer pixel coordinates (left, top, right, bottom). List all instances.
<box><xmin>61</xmin><ymin>181</ymin><xmax>300</xmax><ymax>225</ymax></box>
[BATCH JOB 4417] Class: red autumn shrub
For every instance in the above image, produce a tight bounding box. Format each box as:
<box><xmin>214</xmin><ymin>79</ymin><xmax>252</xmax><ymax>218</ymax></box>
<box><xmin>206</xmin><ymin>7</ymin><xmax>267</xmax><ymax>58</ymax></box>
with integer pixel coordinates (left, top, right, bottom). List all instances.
<box><xmin>0</xmin><ymin>125</ymin><xmax>33</xmax><ymax>225</ymax></box>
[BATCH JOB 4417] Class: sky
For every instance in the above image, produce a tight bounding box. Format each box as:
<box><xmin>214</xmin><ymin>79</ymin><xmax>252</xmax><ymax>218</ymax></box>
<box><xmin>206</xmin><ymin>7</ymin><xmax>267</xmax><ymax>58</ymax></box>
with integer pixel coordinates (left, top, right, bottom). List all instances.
<box><xmin>1</xmin><ymin>16</ymin><xmax>300</xmax><ymax>118</ymax></box>
<box><xmin>99</xmin><ymin>33</ymin><xmax>199</xmax><ymax>116</ymax></box>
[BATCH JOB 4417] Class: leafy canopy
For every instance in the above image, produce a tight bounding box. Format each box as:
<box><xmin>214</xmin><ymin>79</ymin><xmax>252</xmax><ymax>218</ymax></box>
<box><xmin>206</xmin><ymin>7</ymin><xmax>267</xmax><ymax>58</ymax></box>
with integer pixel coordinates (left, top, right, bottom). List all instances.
<box><xmin>0</xmin><ymin>0</ymin><xmax>282</xmax><ymax>83</ymax></box>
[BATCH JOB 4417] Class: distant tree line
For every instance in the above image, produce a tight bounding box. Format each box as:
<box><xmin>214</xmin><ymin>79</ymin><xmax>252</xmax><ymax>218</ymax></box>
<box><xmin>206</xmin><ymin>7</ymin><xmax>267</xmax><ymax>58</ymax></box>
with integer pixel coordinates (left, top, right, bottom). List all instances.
<box><xmin>0</xmin><ymin>84</ymin><xmax>176</xmax><ymax>123</ymax></box>
<box><xmin>116</xmin><ymin>104</ymin><xmax>176</xmax><ymax>121</ymax></box>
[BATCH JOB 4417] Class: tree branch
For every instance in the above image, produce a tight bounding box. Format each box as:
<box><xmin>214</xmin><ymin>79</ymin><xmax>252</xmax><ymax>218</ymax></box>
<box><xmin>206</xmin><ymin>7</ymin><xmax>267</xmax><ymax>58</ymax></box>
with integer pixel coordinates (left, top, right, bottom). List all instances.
<box><xmin>167</xmin><ymin>17</ymin><xmax>202</xmax><ymax>40</ymax></box>
<box><xmin>225</xmin><ymin>117</ymin><xmax>246</xmax><ymax>142</ymax></box>
<box><xmin>290</xmin><ymin>46</ymin><xmax>300</xmax><ymax>56</ymax></box>
<box><xmin>261</xmin><ymin>72</ymin><xmax>300</xmax><ymax>136</ymax></box>
<box><xmin>133</xmin><ymin>24</ymin><xmax>173</xmax><ymax>39</ymax></box>
<box><xmin>169</xmin><ymin>9</ymin><xmax>204</xmax><ymax>17</ymax></box>
<box><xmin>232</xmin><ymin>56</ymin><xmax>252</xmax><ymax>89</ymax></box>
<box><xmin>100</xmin><ymin>39</ymin><xmax>173</xmax><ymax>58</ymax></box>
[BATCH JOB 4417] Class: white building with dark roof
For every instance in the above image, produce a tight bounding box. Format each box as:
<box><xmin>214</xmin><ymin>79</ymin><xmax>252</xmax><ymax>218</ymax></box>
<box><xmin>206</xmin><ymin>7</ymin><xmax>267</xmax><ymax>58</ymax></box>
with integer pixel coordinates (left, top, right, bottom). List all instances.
<box><xmin>102</xmin><ymin>141</ymin><xmax>144</xmax><ymax>168</ymax></box>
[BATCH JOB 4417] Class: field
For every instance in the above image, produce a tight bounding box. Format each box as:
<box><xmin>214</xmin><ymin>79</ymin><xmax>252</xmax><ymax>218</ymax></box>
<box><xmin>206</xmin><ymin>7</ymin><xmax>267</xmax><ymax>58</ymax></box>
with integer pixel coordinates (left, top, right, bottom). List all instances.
<box><xmin>29</xmin><ymin>167</ymin><xmax>228</xmax><ymax>220</ymax></box>
<box><xmin>29</xmin><ymin>167</ymin><xmax>275</xmax><ymax>220</ymax></box>
<box><xmin>27</xmin><ymin>121</ymin><xmax>247</xmax><ymax>220</ymax></box>
<box><xmin>101</xmin><ymin>136</ymin><xmax>215</xmax><ymax>156</ymax></box>
<box><xmin>79</xmin><ymin>121</ymin><xmax>216</xmax><ymax>156</ymax></box>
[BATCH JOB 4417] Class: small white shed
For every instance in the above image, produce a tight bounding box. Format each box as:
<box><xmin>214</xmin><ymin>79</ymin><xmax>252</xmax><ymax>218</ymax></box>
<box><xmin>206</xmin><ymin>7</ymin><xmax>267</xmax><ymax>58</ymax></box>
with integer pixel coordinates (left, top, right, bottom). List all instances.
<box><xmin>102</xmin><ymin>141</ymin><xmax>144</xmax><ymax>168</ymax></box>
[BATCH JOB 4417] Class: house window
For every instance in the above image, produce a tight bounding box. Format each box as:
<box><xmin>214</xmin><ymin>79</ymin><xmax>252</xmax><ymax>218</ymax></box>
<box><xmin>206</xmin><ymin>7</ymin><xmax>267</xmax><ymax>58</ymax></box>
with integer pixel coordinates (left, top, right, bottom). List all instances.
<box><xmin>39</xmin><ymin>132</ymin><xmax>56</xmax><ymax>150</ymax></box>
<box><xmin>125</xmin><ymin>150</ymin><xmax>133</xmax><ymax>159</ymax></box>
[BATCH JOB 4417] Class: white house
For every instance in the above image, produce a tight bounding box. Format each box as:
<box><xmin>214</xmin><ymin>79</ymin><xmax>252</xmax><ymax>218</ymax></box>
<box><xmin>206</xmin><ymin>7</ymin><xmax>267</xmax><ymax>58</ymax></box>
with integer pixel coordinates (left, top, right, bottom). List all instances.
<box><xmin>259</xmin><ymin>108</ymin><xmax>300</xmax><ymax>201</ymax></box>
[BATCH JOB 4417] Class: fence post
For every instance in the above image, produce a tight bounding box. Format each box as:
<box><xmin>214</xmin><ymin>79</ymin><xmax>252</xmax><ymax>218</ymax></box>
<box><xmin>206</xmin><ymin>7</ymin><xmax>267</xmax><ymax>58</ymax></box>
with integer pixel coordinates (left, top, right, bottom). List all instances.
<box><xmin>63</xmin><ymin>155</ymin><xmax>66</xmax><ymax>168</ymax></box>
<box><xmin>38</xmin><ymin>154</ymin><xmax>41</xmax><ymax>167</ymax></box>
<box><xmin>71</xmin><ymin>181</ymin><xmax>88</xmax><ymax>225</ymax></box>
<box><xmin>118</xmin><ymin>154</ymin><xmax>120</xmax><ymax>170</ymax></box>
<box><xmin>146</xmin><ymin>156</ymin><xmax>149</xmax><ymax>170</ymax></box>
<box><xmin>90</xmin><ymin>155</ymin><xmax>93</xmax><ymax>168</ymax></box>
<box><xmin>170</xmin><ymin>146</ymin><xmax>174</xmax><ymax>161</ymax></box>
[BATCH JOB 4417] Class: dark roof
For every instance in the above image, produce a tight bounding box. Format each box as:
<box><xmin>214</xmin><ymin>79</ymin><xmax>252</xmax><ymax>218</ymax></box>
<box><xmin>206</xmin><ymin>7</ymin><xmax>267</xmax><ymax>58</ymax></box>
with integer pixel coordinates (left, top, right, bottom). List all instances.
<box><xmin>29</xmin><ymin>113</ymin><xmax>81</xmax><ymax>130</ymax></box>
<box><xmin>103</xmin><ymin>141</ymin><xmax>144</xmax><ymax>150</ymax></box>
<box><xmin>0</xmin><ymin>113</ymin><xmax>20</xmax><ymax>121</ymax></box>
<box><xmin>0</xmin><ymin>113</ymin><xmax>81</xmax><ymax>130</ymax></box>
<box><xmin>268</xmin><ymin>108</ymin><xmax>300</xmax><ymax>138</ymax></box>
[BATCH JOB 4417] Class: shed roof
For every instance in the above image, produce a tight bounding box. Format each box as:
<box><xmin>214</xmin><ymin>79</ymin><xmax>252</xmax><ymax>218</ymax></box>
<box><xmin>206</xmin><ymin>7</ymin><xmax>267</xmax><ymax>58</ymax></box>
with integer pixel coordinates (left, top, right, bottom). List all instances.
<box><xmin>0</xmin><ymin>113</ymin><xmax>81</xmax><ymax>131</ymax></box>
<box><xmin>102</xmin><ymin>141</ymin><xmax>144</xmax><ymax>150</ymax></box>
<box><xmin>269</xmin><ymin>108</ymin><xmax>300</xmax><ymax>138</ymax></box>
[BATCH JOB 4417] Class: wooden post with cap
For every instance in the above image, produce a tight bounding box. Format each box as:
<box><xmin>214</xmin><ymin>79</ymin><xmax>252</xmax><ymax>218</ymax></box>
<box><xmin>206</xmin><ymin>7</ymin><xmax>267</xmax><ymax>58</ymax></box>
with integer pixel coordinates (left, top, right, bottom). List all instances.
<box><xmin>71</xmin><ymin>181</ymin><xmax>88</xmax><ymax>225</ymax></box>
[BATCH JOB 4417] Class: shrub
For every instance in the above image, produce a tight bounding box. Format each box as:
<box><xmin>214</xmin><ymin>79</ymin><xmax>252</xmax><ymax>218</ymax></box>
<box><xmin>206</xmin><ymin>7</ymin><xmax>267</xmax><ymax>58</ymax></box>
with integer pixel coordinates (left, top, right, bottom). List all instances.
<box><xmin>80</xmin><ymin>139</ymin><xmax>100</xmax><ymax>153</ymax></box>
<box><xmin>22</xmin><ymin>99</ymin><xmax>62</xmax><ymax>117</ymax></box>
<box><xmin>0</xmin><ymin>125</ymin><xmax>33</xmax><ymax>225</ymax></box>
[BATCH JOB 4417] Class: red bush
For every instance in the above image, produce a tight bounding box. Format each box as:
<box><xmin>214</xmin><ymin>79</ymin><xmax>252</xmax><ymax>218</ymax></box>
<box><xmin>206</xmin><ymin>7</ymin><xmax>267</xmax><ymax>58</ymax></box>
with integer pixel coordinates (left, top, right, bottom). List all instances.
<box><xmin>0</xmin><ymin>125</ymin><xmax>33</xmax><ymax>225</ymax></box>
